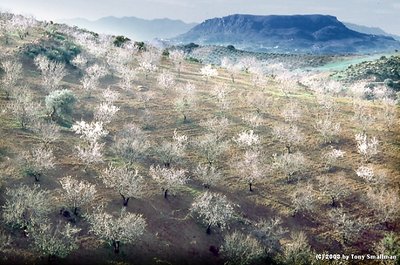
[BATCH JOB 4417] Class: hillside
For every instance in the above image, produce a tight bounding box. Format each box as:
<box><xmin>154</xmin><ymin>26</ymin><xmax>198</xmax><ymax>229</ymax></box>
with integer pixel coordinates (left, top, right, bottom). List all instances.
<box><xmin>58</xmin><ymin>16</ymin><xmax>197</xmax><ymax>41</ymax></box>
<box><xmin>334</xmin><ymin>54</ymin><xmax>400</xmax><ymax>86</ymax></box>
<box><xmin>174</xmin><ymin>14</ymin><xmax>400</xmax><ymax>54</ymax></box>
<box><xmin>0</xmin><ymin>12</ymin><xmax>400</xmax><ymax>265</ymax></box>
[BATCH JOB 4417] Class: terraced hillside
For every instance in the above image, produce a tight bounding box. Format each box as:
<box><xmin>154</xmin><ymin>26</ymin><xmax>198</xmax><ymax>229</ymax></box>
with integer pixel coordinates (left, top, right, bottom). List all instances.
<box><xmin>0</xmin><ymin>13</ymin><xmax>399</xmax><ymax>265</ymax></box>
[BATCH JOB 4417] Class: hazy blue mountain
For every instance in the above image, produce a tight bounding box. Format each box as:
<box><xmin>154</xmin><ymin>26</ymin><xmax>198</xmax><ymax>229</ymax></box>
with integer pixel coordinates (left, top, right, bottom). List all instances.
<box><xmin>57</xmin><ymin>16</ymin><xmax>197</xmax><ymax>41</ymax></box>
<box><xmin>173</xmin><ymin>14</ymin><xmax>400</xmax><ymax>54</ymax></box>
<box><xmin>344</xmin><ymin>22</ymin><xmax>400</xmax><ymax>41</ymax></box>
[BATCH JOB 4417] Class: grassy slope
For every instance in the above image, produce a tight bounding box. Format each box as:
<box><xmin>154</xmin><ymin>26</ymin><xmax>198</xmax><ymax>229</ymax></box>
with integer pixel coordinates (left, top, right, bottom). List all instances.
<box><xmin>0</xmin><ymin>24</ymin><xmax>399</xmax><ymax>265</ymax></box>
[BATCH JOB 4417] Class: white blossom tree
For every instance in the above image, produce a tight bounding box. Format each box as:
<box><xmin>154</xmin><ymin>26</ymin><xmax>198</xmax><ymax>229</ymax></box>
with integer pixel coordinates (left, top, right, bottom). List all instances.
<box><xmin>7</xmin><ymin>89</ymin><xmax>41</xmax><ymax>129</ymax></box>
<box><xmin>195</xmin><ymin>133</ymin><xmax>229</xmax><ymax>166</ymax></box>
<box><xmin>72</xmin><ymin>120</ymin><xmax>107</xmax><ymax>168</ymax></box>
<box><xmin>190</xmin><ymin>191</ymin><xmax>236</xmax><ymax>234</ymax></box>
<box><xmin>34</xmin><ymin>55</ymin><xmax>67</xmax><ymax>91</ymax></box>
<box><xmin>174</xmin><ymin>82</ymin><xmax>196</xmax><ymax>122</ymax></box>
<box><xmin>59</xmin><ymin>176</ymin><xmax>97</xmax><ymax>215</ymax></box>
<box><xmin>29</xmin><ymin>221</ymin><xmax>80</xmax><ymax>260</ymax></box>
<box><xmin>366</xmin><ymin>188</ymin><xmax>399</xmax><ymax>227</ymax></box>
<box><xmin>281</xmin><ymin>231</ymin><xmax>313</xmax><ymax>265</ymax></box>
<box><xmin>1</xmin><ymin>59</ymin><xmax>22</xmax><ymax>98</ymax></box>
<box><xmin>23</xmin><ymin>145</ymin><xmax>55</xmax><ymax>182</ymax></box>
<box><xmin>117</xmin><ymin>64</ymin><xmax>137</xmax><ymax>90</ymax></box>
<box><xmin>75</xmin><ymin>141</ymin><xmax>105</xmax><ymax>168</ymax></box>
<box><xmin>235</xmin><ymin>150</ymin><xmax>263</xmax><ymax>191</ymax></box>
<box><xmin>157</xmin><ymin>70</ymin><xmax>176</xmax><ymax>90</ymax></box>
<box><xmin>317</xmin><ymin>175</ymin><xmax>349</xmax><ymax>207</ymax></box>
<box><xmin>94</xmin><ymin>103</ymin><xmax>120</xmax><ymax>125</ymax></box>
<box><xmin>272</xmin><ymin>124</ymin><xmax>304</xmax><ymax>154</ymax></box>
<box><xmin>242</xmin><ymin>112</ymin><xmax>264</xmax><ymax>129</ymax></box>
<box><xmin>2</xmin><ymin>185</ymin><xmax>52</xmax><ymax>229</ymax></box>
<box><xmin>233</xmin><ymin>130</ymin><xmax>260</xmax><ymax>150</ymax></box>
<box><xmin>101</xmin><ymin>87</ymin><xmax>120</xmax><ymax>104</ymax></box>
<box><xmin>200</xmin><ymin>116</ymin><xmax>230</xmax><ymax>140</ymax></box>
<box><xmin>200</xmin><ymin>64</ymin><xmax>218</xmax><ymax>83</ymax></box>
<box><xmin>291</xmin><ymin>184</ymin><xmax>316</xmax><ymax>216</ymax></box>
<box><xmin>220</xmin><ymin>56</ymin><xmax>241</xmax><ymax>83</ymax></box>
<box><xmin>272</xmin><ymin>152</ymin><xmax>308</xmax><ymax>183</ymax></box>
<box><xmin>137</xmin><ymin>49</ymin><xmax>160</xmax><ymax>79</ymax></box>
<box><xmin>71</xmin><ymin>54</ymin><xmax>88</xmax><ymax>70</ymax></box>
<box><xmin>155</xmin><ymin>130</ymin><xmax>187</xmax><ymax>167</ymax></box>
<box><xmin>113</xmin><ymin>124</ymin><xmax>150</xmax><ymax>164</ymax></box>
<box><xmin>86</xmin><ymin>207</ymin><xmax>147</xmax><ymax>254</ymax></box>
<box><xmin>328</xmin><ymin>208</ymin><xmax>367</xmax><ymax>244</ymax></box>
<box><xmin>149</xmin><ymin>165</ymin><xmax>188</xmax><ymax>199</ymax></box>
<box><xmin>221</xmin><ymin>231</ymin><xmax>265</xmax><ymax>265</ymax></box>
<box><xmin>322</xmin><ymin>147</ymin><xmax>345</xmax><ymax>171</ymax></box>
<box><xmin>355</xmin><ymin>165</ymin><xmax>388</xmax><ymax>184</ymax></box>
<box><xmin>32</xmin><ymin>120</ymin><xmax>60</xmax><ymax>146</ymax></box>
<box><xmin>253</xmin><ymin>217</ymin><xmax>287</xmax><ymax>255</ymax></box>
<box><xmin>100</xmin><ymin>164</ymin><xmax>146</xmax><ymax>206</ymax></box>
<box><xmin>169</xmin><ymin>49</ymin><xmax>186</xmax><ymax>77</ymax></box>
<box><xmin>194</xmin><ymin>163</ymin><xmax>222</xmax><ymax>189</ymax></box>
<box><xmin>355</xmin><ymin>133</ymin><xmax>379</xmax><ymax>162</ymax></box>
<box><xmin>314</xmin><ymin>118</ymin><xmax>341</xmax><ymax>144</ymax></box>
<box><xmin>212</xmin><ymin>83</ymin><xmax>231</xmax><ymax>112</ymax></box>
<box><xmin>72</xmin><ymin>120</ymin><xmax>108</xmax><ymax>144</ymax></box>
<box><xmin>80</xmin><ymin>64</ymin><xmax>107</xmax><ymax>94</ymax></box>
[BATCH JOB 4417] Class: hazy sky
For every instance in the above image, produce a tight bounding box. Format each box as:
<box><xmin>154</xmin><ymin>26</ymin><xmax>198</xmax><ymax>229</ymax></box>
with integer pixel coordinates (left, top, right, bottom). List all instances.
<box><xmin>1</xmin><ymin>0</ymin><xmax>400</xmax><ymax>35</ymax></box>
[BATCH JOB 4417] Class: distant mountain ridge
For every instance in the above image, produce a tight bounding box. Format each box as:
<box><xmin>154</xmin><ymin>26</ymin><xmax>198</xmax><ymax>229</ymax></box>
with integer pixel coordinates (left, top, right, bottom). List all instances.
<box><xmin>173</xmin><ymin>14</ymin><xmax>400</xmax><ymax>54</ymax></box>
<box><xmin>57</xmin><ymin>16</ymin><xmax>197</xmax><ymax>41</ymax></box>
<box><xmin>343</xmin><ymin>22</ymin><xmax>400</xmax><ymax>41</ymax></box>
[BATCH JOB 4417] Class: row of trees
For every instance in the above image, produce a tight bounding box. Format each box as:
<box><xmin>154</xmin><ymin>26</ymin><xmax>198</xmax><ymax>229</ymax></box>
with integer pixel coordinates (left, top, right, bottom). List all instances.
<box><xmin>1</xmin><ymin>14</ymin><xmax>398</xmax><ymax>264</ymax></box>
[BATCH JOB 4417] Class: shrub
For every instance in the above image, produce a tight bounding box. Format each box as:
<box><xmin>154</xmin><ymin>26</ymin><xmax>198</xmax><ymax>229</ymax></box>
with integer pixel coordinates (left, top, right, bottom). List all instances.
<box><xmin>113</xmin><ymin>35</ymin><xmax>130</xmax><ymax>47</ymax></box>
<box><xmin>45</xmin><ymin>89</ymin><xmax>76</xmax><ymax>125</ymax></box>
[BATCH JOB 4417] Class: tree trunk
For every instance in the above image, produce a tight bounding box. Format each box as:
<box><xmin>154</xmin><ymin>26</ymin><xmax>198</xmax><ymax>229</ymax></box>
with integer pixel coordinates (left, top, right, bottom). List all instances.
<box><xmin>50</xmin><ymin>106</ymin><xmax>57</xmax><ymax>121</ymax></box>
<box><xmin>112</xmin><ymin>240</ymin><xmax>120</xmax><ymax>254</ymax></box>
<box><xmin>121</xmin><ymin>194</ymin><xmax>130</xmax><ymax>206</ymax></box>
<box><xmin>231</xmin><ymin>74</ymin><xmax>235</xmax><ymax>83</ymax></box>
<box><xmin>331</xmin><ymin>197</ymin><xmax>336</xmax><ymax>207</ymax></box>
<box><xmin>249</xmin><ymin>183</ymin><xmax>253</xmax><ymax>192</ymax></box>
<box><xmin>164</xmin><ymin>189</ymin><xmax>168</xmax><ymax>199</ymax></box>
<box><xmin>73</xmin><ymin>207</ymin><xmax>78</xmax><ymax>216</ymax></box>
<box><xmin>183</xmin><ymin>114</ymin><xmax>187</xmax><ymax>122</ymax></box>
<box><xmin>206</xmin><ymin>224</ymin><xmax>211</xmax><ymax>234</ymax></box>
<box><xmin>34</xmin><ymin>173</ymin><xmax>41</xmax><ymax>182</ymax></box>
<box><xmin>286</xmin><ymin>145</ymin><xmax>291</xmax><ymax>154</ymax></box>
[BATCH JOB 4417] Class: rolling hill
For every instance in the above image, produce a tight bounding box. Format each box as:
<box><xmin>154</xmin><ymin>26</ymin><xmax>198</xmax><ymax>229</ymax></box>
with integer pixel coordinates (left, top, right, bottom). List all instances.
<box><xmin>58</xmin><ymin>16</ymin><xmax>197</xmax><ymax>41</ymax></box>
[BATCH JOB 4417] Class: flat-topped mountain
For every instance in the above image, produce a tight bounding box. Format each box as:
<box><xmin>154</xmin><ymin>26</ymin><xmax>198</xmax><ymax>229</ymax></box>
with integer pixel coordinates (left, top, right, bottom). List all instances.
<box><xmin>173</xmin><ymin>14</ymin><xmax>400</xmax><ymax>54</ymax></box>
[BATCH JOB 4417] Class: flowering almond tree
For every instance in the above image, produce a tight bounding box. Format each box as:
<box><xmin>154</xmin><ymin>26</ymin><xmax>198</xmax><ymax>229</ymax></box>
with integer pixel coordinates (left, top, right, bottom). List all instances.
<box><xmin>221</xmin><ymin>231</ymin><xmax>265</xmax><ymax>265</ymax></box>
<box><xmin>233</xmin><ymin>130</ymin><xmax>260</xmax><ymax>150</ymax></box>
<box><xmin>190</xmin><ymin>191</ymin><xmax>236</xmax><ymax>234</ymax></box>
<box><xmin>59</xmin><ymin>176</ymin><xmax>97</xmax><ymax>215</ymax></box>
<box><xmin>23</xmin><ymin>145</ymin><xmax>55</xmax><ymax>182</ymax></box>
<box><xmin>149</xmin><ymin>165</ymin><xmax>188</xmax><ymax>199</ymax></box>
<box><xmin>194</xmin><ymin>163</ymin><xmax>222</xmax><ymax>189</ymax></box>
<box><xmin>235</xmin><ymin>150</ymin><xmax>263</xmax><ymax>191</ymax></box>
<box><xmin>34</xmin><ymin>55</ymin><xmax>67</xmax><ymax>91</ymax></box>
<box><xmin>86</xmin><ymin>207</ymin><xmax>147</xmax><ymax>254</ymax></box>
<box><xmin>200</xmin><ymin>64</ymin><xmax>218</xmax><ymax>83</ymax></box>
<box><xmin>29</xmin><ymin>221</ymin><xmax>80</xmax><ymax>260</ymax></box>
<box><xmin>100</xmin><ymin>164</ymin><xmax>146</xmax><ymax>206</ymax></box>
<box><xmin>355</xmin><ymin>133</ymin><xmax>379</xmax><ymax>162</ymax></box>
<box><xmin>2</xmin><ymin>185</ymin><xmax>52</xmax><ymax>229</ymax></box>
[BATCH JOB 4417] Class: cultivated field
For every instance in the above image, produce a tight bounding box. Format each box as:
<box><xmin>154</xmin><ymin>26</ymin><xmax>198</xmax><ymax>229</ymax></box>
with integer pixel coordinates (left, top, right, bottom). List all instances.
<box><xmin>0</xmin><ymin>13</ymin><xmax>399</xmax><ymax>265</ymax></box>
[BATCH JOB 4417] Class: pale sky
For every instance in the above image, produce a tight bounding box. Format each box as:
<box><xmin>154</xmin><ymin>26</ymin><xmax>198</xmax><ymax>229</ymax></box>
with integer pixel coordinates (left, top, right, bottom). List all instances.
<box><xmin>1</xmin><ymin>0</ymin><xmax>400</xmax><ymax>35</ymax></box>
